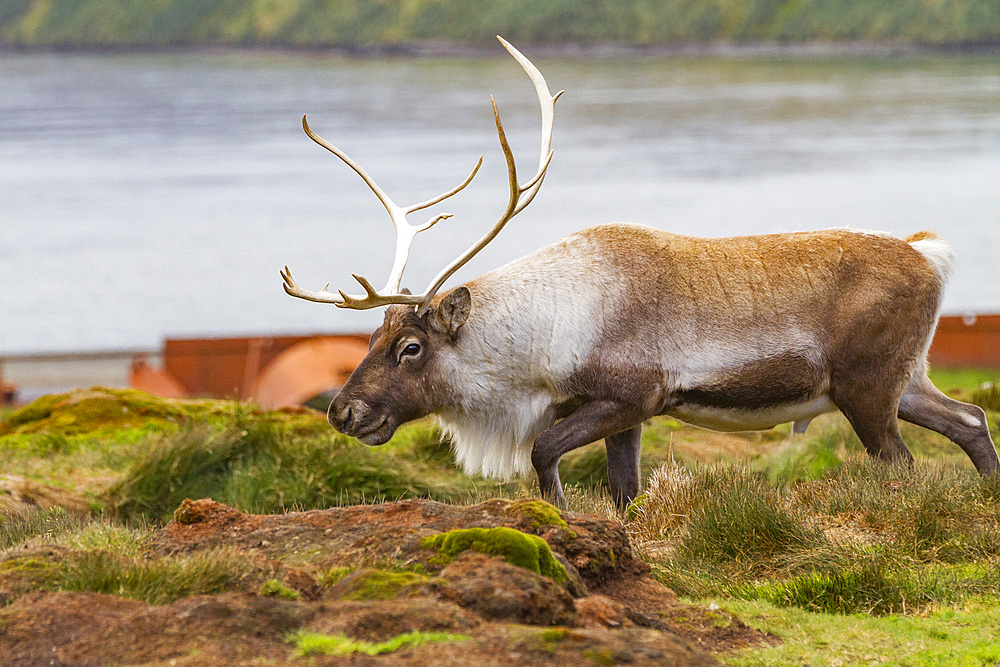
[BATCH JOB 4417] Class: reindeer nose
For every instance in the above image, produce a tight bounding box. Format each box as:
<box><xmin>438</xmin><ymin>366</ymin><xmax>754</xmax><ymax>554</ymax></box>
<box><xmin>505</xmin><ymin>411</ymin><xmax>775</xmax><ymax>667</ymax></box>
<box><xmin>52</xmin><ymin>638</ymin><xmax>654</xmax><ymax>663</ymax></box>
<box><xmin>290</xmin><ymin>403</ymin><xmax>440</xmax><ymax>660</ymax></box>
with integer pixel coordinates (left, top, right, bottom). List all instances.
<box><xmin>328</xmin><ymin>395</ymin><xmax>367</xmax><ymax>433</ymax></box>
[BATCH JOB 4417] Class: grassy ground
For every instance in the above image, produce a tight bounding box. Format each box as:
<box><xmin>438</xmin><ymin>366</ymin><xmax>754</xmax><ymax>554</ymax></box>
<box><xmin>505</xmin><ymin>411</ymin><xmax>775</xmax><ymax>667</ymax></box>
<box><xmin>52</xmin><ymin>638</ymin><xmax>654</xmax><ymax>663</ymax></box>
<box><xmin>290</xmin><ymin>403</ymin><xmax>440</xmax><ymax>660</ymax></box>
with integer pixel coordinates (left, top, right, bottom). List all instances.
<box><xmin>1</xmin><ymin>368</ymin><xmax>998</xmax><ymax>664</ymax></box>
<box><xmin>720</xmin><ymin>599</ymin><xmax>1000</xmax><ymax>666</ymax></box>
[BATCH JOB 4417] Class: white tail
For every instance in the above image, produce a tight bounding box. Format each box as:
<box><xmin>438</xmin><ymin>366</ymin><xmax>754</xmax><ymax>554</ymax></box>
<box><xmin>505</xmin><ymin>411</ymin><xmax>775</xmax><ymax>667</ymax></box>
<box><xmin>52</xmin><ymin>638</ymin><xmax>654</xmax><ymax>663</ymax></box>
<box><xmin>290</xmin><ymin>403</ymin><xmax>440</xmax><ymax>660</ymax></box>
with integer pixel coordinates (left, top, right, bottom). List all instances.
<box><xmin>907</xmin><ymin>231</ymin><xmax>955</xmax><ymax>282</ymax></box>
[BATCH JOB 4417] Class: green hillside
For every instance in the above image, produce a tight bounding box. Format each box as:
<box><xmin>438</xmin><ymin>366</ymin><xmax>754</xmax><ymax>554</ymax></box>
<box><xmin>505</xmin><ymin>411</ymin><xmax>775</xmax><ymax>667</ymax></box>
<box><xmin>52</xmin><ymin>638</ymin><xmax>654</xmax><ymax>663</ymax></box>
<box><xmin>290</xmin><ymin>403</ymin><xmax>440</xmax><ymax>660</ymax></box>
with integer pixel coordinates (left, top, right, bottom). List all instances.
<box><xmin>1</xmin><ymin>0</ymin><xmax>998</xmax><ymax>49</ymax></box>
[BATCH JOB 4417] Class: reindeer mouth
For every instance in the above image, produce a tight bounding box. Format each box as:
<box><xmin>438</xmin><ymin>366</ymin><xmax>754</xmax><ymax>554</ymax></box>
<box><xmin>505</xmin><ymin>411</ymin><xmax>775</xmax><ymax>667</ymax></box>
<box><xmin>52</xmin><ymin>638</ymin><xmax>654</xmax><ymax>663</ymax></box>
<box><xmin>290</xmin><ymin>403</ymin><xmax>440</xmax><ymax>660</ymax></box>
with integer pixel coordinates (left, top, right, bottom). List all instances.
<box><xmin>354</xmin><ymin>414</ymin><xmax>394</xmax><ymax>446</ymax></box>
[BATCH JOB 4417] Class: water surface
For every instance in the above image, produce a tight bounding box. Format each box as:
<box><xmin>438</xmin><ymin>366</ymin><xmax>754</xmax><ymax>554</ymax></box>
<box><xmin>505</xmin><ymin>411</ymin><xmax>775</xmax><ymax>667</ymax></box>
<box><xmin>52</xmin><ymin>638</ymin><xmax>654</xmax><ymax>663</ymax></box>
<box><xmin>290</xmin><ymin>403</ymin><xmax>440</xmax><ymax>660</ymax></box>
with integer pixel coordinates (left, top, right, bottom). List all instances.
<box><xmin>2</xmin><ymin>51</ymin><xmax>998</xmax><ymax>353</ymax></box>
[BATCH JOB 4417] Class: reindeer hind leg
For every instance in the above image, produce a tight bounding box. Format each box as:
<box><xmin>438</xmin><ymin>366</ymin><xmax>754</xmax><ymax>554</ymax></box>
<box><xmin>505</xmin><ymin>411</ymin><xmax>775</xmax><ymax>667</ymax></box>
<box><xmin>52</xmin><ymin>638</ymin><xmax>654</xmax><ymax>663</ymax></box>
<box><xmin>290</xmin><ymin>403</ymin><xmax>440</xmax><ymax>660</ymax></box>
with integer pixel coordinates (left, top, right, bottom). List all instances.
<box><xmin>606</xmin><ymin>425</ymin><xmax>642</xmax><ymax>512</ymax></box>
<box><xmin>832</xmin><ymin>376</ymin><xmax>914</xmax><ymax>466</ymax></box>
<box><xmin>898</xmin><ymin>373</ymin><xmax>999</xmax><ymax>474</ymax></box>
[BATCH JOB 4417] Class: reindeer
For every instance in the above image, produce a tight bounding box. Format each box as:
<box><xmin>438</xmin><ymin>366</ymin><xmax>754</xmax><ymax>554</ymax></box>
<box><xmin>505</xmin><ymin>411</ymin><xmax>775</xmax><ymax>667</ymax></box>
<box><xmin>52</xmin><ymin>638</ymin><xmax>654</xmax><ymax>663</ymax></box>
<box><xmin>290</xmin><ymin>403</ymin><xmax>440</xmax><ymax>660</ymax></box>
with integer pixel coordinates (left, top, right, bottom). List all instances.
<box><xmin>282</xmin><ymin>37</ymin><xmax>999</xmax><ymax>510</ymax></box>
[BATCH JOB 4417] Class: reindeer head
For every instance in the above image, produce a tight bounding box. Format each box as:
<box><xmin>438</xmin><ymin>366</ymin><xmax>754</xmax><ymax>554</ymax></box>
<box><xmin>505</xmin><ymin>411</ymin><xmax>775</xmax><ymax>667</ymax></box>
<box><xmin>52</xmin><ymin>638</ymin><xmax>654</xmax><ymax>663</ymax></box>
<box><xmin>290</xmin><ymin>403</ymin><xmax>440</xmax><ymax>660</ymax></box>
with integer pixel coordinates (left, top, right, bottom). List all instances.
<box><xmin>327</xmin><ymin>287</ymin><xmax>471</xmax><ymax>444</ymax></box>
<box><xmin>281</xmin><ymin>37</ymin><xmax>561</xmax><ymax>444</ymax></box>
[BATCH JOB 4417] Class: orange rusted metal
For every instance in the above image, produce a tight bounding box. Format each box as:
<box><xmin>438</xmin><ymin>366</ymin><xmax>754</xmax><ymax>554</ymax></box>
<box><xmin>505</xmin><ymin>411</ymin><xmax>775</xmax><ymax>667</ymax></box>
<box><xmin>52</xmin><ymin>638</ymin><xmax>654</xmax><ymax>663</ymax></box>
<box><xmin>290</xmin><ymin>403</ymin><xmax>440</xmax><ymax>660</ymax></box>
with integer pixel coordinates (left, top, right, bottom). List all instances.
<box><xmin>929</xmin><ymin>314</ymin><xmax>1000</xmax><ymax>369</ymax></box>
<box><xmin>158</xmin><ymin>334</ymin><xmax>365</xmax><ymax>399</ymax></box>
<box><xmin>129</xmin><ymin>356</ymin><xmax>188</xmax><ymax>399</ymax></box>
<box><xmin>145</xmin><ymin>334</ymin><xmax>369</xmax><ymax>403</ymax></box>
<box><xmin>253</xmin><ymin>337</ymin><xmax>369</xmax><ymax>409</ymax></box>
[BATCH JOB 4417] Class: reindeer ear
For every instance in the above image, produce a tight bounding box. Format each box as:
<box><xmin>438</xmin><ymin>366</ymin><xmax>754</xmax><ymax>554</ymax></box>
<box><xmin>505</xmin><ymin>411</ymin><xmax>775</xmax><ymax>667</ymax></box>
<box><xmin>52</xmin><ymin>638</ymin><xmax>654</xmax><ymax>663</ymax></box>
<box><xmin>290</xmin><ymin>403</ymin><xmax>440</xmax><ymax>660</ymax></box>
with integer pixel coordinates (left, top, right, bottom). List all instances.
<box><xmin>429</xmin><ymin>286</ymin><xmax>472</xmax><ymax>340</ymax></box>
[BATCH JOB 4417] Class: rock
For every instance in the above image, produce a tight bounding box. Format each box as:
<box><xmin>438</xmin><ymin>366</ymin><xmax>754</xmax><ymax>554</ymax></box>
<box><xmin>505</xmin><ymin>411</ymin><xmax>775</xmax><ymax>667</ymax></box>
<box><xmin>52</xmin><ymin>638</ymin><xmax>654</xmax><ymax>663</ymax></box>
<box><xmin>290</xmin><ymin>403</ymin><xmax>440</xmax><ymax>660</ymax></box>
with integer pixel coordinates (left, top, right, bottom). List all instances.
<box><xmin>438</xmin><ymin>552</ymin><xmax>578</xmax><ymax>626</ymax></box>
<box><xmin>575</xmin><ymin>594</ymin><xmax>627</xmax><ymax>628</ymax></box>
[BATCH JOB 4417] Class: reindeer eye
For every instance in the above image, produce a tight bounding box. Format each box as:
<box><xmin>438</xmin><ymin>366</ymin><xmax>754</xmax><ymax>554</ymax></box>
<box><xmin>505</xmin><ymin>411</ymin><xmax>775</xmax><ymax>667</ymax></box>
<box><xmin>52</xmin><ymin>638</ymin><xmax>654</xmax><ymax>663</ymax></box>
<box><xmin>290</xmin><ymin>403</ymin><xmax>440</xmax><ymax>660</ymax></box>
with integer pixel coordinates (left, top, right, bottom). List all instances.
<box><xmin>400</xmin><ymin>342</ymin><xmax>422</xmax><ymax>358</ymax></box>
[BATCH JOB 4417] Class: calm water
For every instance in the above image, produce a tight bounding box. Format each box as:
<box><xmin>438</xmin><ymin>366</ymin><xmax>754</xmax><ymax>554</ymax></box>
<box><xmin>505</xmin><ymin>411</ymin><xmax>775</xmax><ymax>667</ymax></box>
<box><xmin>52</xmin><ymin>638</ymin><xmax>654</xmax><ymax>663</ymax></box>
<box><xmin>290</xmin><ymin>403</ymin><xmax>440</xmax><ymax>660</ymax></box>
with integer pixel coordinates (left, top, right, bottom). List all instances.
<box><xmin>2</xmin><ymin>51</ymin><xmax>999</xmax><ymax>354</ymax></box>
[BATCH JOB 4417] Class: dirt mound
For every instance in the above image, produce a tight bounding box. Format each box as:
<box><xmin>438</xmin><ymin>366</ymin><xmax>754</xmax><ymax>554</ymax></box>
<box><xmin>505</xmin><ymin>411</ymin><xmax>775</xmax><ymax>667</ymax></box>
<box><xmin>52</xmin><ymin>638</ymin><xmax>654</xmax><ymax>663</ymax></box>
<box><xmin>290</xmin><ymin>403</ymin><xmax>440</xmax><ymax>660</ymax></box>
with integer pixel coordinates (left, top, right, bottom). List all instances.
<box><xmin>2</xmin><ymin>498</ymin><xmax>771</xmax><ymax>664</ymax></box>
<box><xmin>153</xmin><ymin>496</ymin><xmax>639</xmax><ymax>588</ymax></box>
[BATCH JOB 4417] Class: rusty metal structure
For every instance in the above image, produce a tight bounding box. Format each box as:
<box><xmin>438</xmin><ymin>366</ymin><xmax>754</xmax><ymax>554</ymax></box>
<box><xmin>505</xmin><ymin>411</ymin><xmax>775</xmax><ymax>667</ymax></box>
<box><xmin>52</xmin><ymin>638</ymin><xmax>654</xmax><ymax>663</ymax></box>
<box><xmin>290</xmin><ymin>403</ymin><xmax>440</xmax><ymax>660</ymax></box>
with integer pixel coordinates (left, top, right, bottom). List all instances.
<box><xmin>927</xmin><ymin>314</ymin><xmax>1000</xmax><ymax>369</ymax></box>
<box><xmin>1</xmin><ymin>314</ymin><xmax>998</xmax><ymax>409</ymax></box>
<box><xmin>129</xmin><ymin>334</ymin><xmax>369</xmax><ymax>409</ymax></box>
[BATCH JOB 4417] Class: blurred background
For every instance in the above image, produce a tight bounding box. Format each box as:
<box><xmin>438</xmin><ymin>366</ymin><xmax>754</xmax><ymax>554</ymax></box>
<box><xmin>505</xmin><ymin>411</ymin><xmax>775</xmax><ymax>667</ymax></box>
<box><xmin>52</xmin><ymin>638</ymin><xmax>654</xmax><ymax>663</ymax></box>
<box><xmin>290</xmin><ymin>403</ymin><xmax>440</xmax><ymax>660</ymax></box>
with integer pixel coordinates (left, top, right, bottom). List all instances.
<box><xmin>1</xmin><ymin>0</ymin><xmax>999</xmax><ymax>402</ymax></box>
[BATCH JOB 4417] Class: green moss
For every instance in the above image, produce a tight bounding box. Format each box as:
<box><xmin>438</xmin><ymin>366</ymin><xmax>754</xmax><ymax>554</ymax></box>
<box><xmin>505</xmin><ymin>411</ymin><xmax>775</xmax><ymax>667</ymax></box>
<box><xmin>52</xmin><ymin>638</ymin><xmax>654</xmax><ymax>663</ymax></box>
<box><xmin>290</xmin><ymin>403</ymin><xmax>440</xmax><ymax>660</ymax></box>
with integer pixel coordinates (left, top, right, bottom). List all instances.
<box><xmin>258</xmin><ymin>578</ymin><xmax>299</xmax><ymax>600</ymax></box>
<box><xmin>337</xmin><ymin>569</ymin><xmax>429</xmax><ymax>601</ymax></box>
<box><xmin>583</xmin><ymin>648</ymin><xmax>616</xmax><ymax>666</ymax></box>
<box><xmin>420</xmin><ymin>527</ymin><xmax>567</xmax><ymax>583</ymax></box>
<box><xmin>536</xmin><ymin>627</ymin><xmax>576</xmax><ymax>652</ymax></box>
<box><xmin>507</xmin><ymin>499</ymin><xmax>576</xmax><ymax>537</ymax></box>
<box><xmin>316</xmin><ymin>566</ymin><xmax>354</xmax><ymax>588</ymax></box>
<box><xmin>289</xmin><ymin>629</ymin><xmax>470</xmax><ymax>657</ymax></box>
<box><xmin>2</xmin><ymin>393</ymin><xmax>68</xmax><ymax>430</ymax></box>
<box><xmin>537</xmin><ymin>628</ymin><xmax>571</xmax><ymax>642</ymax></box>
<box><xmin>0</xmin><ymin>556</ymin><xmax>57</xmax><ymax>574</ymax></box>
<box><xmin>0</xmin><ymin>387</ymin><xmax>223</xmax><ymax>437</ymax></box>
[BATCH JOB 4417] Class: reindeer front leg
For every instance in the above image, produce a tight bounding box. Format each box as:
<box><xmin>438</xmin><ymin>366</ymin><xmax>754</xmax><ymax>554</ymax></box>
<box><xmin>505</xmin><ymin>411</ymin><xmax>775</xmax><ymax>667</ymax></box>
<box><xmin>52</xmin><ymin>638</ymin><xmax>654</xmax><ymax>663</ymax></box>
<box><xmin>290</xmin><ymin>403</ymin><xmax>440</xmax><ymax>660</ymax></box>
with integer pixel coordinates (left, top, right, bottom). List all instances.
<box><xmin>531</xmin><ymin>401</ymin><xmax>642</xmax><ymax>511</ymax></box>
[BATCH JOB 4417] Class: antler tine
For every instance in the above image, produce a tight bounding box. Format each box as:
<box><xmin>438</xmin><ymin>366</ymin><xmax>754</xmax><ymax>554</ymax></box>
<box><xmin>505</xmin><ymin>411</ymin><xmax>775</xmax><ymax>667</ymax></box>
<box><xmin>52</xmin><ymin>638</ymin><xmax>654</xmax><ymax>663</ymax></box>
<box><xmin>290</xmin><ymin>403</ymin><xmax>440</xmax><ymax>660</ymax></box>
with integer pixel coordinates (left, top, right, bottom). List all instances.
<box><xmin>302</xmin><ymin>115</ymin><xmax>400</xmax><ymax>220</ymax></box>
<box><xmin>496</xmin><ymin>35</ymin><xmax>564</xmax><ymax>216</ymax></box>
<box><xmin>280</xmin><ymin>265</ymin><xmax>344</xmax><ymax>305</ymax></box>
<box><xmin>405</xmin><ymin>156</ymin><xmax>483</xmax><ymax>215</ymax></box>
<box><xmin>416</xmin><ymin>37</ymin><xmax>560</xmax><ymax>313</ymax></box>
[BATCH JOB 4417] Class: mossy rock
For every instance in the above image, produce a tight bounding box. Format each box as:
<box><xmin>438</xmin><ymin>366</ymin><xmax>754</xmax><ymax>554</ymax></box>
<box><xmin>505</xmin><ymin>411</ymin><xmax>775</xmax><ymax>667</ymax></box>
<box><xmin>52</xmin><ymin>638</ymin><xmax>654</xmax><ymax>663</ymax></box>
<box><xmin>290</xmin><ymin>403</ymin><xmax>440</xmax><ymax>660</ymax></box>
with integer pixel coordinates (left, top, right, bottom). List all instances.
<box><xmin>506</xmin><ymin>499</ymin><xmax>576</xmax><ymax>537</ymax></box>
<box><xmin>0</xmin><ymin>388</ymin><xmax>214</xmax><ymax>437</ymax></box>
<box><xmin>0</xmin><ymin>388</ymin><xmax>327</xmax><ymax>440</ymax></box>
<box><xmin>258</xmin><ymin>578</ymin><xmax>299</xmax><ymax>600</ymax></box>
<box><xmin>421</xmin><ymin>527</ymin><xmax>567</xmax><ymax>583</ymax></box>
<box><xmin>0</xmin><ymin>556</ymin><xmax>58</xmax><ymax>574</ymax></box>
<box><xmin>334</xmin><ymin>569</ymin><xmax>431</xmax><ymax>601</ymax></box>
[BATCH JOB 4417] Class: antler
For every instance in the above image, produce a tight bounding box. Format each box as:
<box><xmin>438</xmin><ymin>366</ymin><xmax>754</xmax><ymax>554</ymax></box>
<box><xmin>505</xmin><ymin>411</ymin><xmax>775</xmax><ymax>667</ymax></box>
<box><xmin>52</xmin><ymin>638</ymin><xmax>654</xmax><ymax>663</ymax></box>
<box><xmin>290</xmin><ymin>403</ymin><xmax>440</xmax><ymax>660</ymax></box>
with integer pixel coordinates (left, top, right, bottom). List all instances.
<box><xmin>416</xmin><ymin>36</ymin><xmax>562</xmax><ymax>314</ymax></box>
<box><xmin>281</xmin><ymin>117</ymin><xmax>482</xmax><ymax>307</ymax></box>
<box><xmin>282</xmin><ymin>36</ymin><xmax>561</xmax><ymax>311</ymax></box>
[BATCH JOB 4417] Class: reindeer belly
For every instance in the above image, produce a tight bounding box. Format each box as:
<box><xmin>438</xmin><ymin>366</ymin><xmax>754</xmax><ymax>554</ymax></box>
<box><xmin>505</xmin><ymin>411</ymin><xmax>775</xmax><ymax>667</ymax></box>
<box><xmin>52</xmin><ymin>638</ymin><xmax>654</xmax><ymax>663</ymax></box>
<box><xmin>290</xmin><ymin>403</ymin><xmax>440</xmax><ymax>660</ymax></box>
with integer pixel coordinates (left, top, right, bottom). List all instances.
<box><xmin>666</xmin><ymin>394</ymin><xmax>837</xmax><ymax>432</ymax></box>
<box><xmin>663</xmin><ymin>350</ymin><xmax>834</xmax><ymax>431</ymax></box>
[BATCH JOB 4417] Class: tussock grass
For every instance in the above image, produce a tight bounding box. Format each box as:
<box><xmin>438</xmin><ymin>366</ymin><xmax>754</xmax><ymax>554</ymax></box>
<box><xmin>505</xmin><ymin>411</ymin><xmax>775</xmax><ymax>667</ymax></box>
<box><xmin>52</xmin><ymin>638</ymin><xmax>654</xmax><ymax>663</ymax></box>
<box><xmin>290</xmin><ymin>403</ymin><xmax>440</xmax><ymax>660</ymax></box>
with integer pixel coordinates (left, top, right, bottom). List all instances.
<box><xmin>631</xmin><ymin>462</ymin><xmax>824</xmax><ymax>556</ymax></box>
<box><xmin>737</xmin><ymin>558</ymin><xmax>958</xmax><ymax>615</ymax></box>
<box><xmin>1</xmin><ymin>507</ymin><xmax>86</xmax><ymax>551</ymax></box>
<box><xmin>0</xmin><ymin>508</ymin><xmax>246</xmax><ymax>605</ymax></box>
<box><xmin>1</xmin><ymin>507</ymin><xmax>152</xmax><ymax>556</ymax></box>
<box><xmin>791</xmin><ymin>459</ymin><xmax>1000</xmax><ymax>562</ymax></box>
<box><xmin>55</xmin><ymin>548</ymin><xmax>250</xmax><ymax>604</ymax></box>
<box><xmin>106</xmin><ymin>407</ymin><xmax>483</xmax><ymax>522</ymax></box>
<box><xmin>638</xmin><ymin>454</ymin><xmax>1000</xmax><ymax>615</ymax></box>
<box><xmin>971</xmin><ymin>383</ymin><xmax>1000</xmax><ymax>413</ymax></box>
<box><xmin>679</xmin><ymin>477</ymin><xmax>823</xmax><ymax>569</ymax></box>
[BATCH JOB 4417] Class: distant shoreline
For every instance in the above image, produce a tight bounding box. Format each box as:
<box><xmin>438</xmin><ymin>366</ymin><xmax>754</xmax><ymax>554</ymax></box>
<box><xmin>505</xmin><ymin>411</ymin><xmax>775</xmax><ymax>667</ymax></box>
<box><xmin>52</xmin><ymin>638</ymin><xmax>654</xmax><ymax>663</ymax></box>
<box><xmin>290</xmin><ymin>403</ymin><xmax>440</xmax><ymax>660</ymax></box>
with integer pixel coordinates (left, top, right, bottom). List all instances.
<box><xmin>3</xmin><ymin>39</ymin><xmax>999</xmax><ymax>60</ymax></box>
<box><xmin>5</xmin><ymin>0</ymin><xmax>998</xmax><ymax>57</ymax></box>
